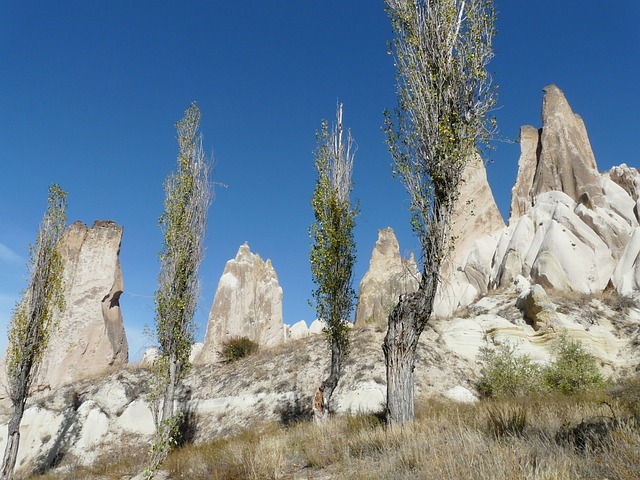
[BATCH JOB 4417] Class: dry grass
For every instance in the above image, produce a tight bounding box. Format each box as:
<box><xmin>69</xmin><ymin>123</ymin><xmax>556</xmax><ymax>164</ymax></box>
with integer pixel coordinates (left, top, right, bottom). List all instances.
<box><xmin>30</xmin><ymin>388</ymin><xmax>640</xmax><ymax>480</ymax></box>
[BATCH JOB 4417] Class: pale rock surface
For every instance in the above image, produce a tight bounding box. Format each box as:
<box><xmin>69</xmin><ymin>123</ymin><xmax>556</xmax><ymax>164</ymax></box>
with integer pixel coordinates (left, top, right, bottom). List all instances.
<box><xmin>354</xmin><ymin>228</ymin><xmax>420</xmax><ymax>327</ymax></box>
<box><xmin>288</xmin><ymin>320</ymin><xmax>310</xmax><ymax>340</ymax></box>
<box><xmin>445</xmin><ymin>386</ymin><xmax>478</xmax><ymax>403</ymax></box>
<box><xmin>308</xmin><ymin>319</ymin><xmax>325</xmax><ymax>335</ymax></box>
<box><xmin>531</xmin><ymin>84</ymin><xmax>604</xmax><ymax>209</ymax></box>
<box><xmin>16</xmin><ymin>221</ymin><xmax>129</xmax><ymax>392</ymax></box>
<box><xmin>189</xmin><ymin>342</ymin><xmax>204</xmax><ymax>363</ymax></box>
<box><xmin>516</xmin><ymin>284</ymin><xmax>558</xmax><ymax>331</ymax></box>
<box><xmin>140</xmin><ymin>347</ymin><xmax>159</xmax><ymax>366</ymax></box>
<box><xmin>198</xmin><ymin>243</ymin><xmax>286</xmax><ymax>363</ymax></box>
<box><xmin>1</xmin><ymin>289</ymin><xmax>639</xmax><ymax>477</ymax></box>
<box><xmin>434</xmin><ymin>154</ymin><xmax>505</xmax><ymax>315</ymax></box>
<box><xmin>509</xmin><ymin>125</ymin><xmax>541</xmax><ymax>223</ymax></box>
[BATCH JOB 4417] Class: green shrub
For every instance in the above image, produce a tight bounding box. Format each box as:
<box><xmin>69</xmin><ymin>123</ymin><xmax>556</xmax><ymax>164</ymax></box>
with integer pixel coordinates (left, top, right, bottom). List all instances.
<box><xmin>542</xmin><ymin>334</ymin><xmax>606</xmax><ymax>395</ymax></box>
<box><xmin>221</xmin><ymin>337</ymin><xmax>259</xmax><ymax>363</ymax></box>
<box><xmin>477</xmin><ymin>342</ymin><xmax>543</xmax><ymax>398</ymax></box>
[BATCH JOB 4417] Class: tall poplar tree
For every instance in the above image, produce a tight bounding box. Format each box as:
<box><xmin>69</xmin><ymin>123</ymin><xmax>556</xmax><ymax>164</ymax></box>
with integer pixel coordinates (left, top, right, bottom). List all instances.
<box><xmin>309</xmin><ymin>103</ymin><xmax>357</xmax><ymax>416</ymax></box>
<box><xmin>1</xmin><ymin>184</ymin><xmax>67</xmax><ymax>479</ymax></box>
<box><xmin>383</xmin><ymin>0</ymin><xmax>497</xmax><ymax>426</ymax></box>
<box><xmin>147</xmin><ymin>102</ymin><xmax>211</xmax><ymax>475</ymax></box>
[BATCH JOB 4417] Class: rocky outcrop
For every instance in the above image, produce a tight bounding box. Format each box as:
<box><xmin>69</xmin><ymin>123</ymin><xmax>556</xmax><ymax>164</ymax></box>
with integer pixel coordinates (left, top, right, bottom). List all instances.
<box><xmin>531</xmin><ymin>84</ymin><xmax>605</xmax><ymax>210</ymax></box>
<box><xmin>434</xmin><ymin>154</ymin><xmax>505</xmax><ymax>315</ymax></box>
<box><xmin>34</xmin><ymin>221</ymin><xmax>128</xmax><ymax>390</ymax></box>
<box><xmin>354</xmin><ymin>228</ymin><xmax>419</xmax><ymax>327</ymax></box>
<box><xmin>198</xmin><ymin>243</ymin><xmax>286</xmax><ymax>363</ymax></box>
<box><xmin>443</xmin><ymin>85</ymin><xmax>640</xmax><ymax>308</ymax></box>
<box><xmin>509</xmin><ymin>125</ymin><xmax>541</xmax><ymax>223</ymax></box>
<box><xmin>3</xmin><ymin>288</ymin><xmax>639</xmax><ymax>476</ymax></box>
<box><xmin>515</xmin><ymin>284</ymin><xmax>558</xmax><ymax>331</ymax></box>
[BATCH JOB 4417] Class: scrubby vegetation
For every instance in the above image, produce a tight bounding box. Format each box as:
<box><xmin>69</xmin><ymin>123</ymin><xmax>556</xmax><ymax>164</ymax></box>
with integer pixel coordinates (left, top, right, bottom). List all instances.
<box><xmin>477</xmin><ymin>334</ymin><xmax>607</xmax><ymax>399</ymax></box>
<box><xmin>31</xmin><ymin>380</ymin><xmax>640</xmax><ymax>479</ymax></box>
<box><xmin>221</xmin><ymin>337</ymin><xmax>259</xmax><ymax>363</ymax></box>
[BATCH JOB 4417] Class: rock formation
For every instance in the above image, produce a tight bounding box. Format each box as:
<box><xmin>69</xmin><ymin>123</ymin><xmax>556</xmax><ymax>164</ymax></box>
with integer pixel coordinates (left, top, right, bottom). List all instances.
<box><xmin>198</xmin><ymin>242</ymin><xmax>286</xmax><ymax>363</ymax></box>
<box><xmin>443</xmin><ymin>85</ymin><xmax>640</xmax><ymax>310</ymax></box>
<box><xmin>434</xmin><ymin>154</ymin><xmax>506</xmax><ymax>315</ymax></box>
<box><xmin>354</xmin><ymin>228</ymin><xmax>419</xmax><ymax>327</ymax></box>
<box><xmin>35</xmin><ymin>221</ymin><xmax>128</xmax><ymax>390</ymax></box>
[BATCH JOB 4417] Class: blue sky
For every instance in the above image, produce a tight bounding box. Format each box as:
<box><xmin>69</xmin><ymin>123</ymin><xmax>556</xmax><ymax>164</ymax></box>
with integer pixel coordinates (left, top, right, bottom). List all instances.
<box><xmin>1</xmin><ymin>2</ymin><xmax>639</xmax><ymax>361</ymax></box>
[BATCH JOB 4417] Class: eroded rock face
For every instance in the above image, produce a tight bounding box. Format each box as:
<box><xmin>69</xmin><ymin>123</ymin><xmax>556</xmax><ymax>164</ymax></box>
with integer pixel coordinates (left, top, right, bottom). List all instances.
<box><xmin>37</xmin><ymin>221</ymin><xmax>129</xmax><ymax>390</ymax></box>
<box><xmin>531</xmin><ymin>84</ymin><xmax>605</xmax><ymax>209</ymax></box>
<box><xmin>354</xmin><ymin>228</ymin><xmax>419</xmax><ymax>327</ymax></box>
<box><xmin>446</xmin><ymin>85</ymin><xmax>640</xmax><ymax>306</ymax></box>
<box><xmin>198</xmin><ymin>243</ymin><xmax>285</xmax><ymax>363</ymax></box>
<box><xmin>434</xmin><ymin>154</ymin><xmax>506</xmax><ymax>315</ymax></box>
<box><xmin>509</xmin><ymin>125</ymin><xmax>540</xmax><ymax>223</ymax></box>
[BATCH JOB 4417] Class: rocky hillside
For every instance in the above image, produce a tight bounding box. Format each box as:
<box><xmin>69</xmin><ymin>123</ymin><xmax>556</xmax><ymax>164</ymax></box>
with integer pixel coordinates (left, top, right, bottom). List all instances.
<box><xmin>1</xmin><ymin>84</ymin><xmax>640</xmax><ymax>477</ymax></box>
<box><xmin>1</xmin><ymin>285</ymin><xmax>638</xmax><ymax>476</ymax></box>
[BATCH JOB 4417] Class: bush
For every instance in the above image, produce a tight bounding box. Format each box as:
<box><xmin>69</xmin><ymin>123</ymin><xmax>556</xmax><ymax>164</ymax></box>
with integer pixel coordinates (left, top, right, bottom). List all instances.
<box><xmin>477</xmin><ymin>342</ymin><xmax>542</xmax><ymax>398</ymax></box>
<box><xmin>542</xmin><ymin>334</ymin><xmax>607</xmax><ymax>395</ymax></box>
<box><xmin>221</xmin><ymin>337</ymin><xmax>259</xmax><ymax>363</ymax></box>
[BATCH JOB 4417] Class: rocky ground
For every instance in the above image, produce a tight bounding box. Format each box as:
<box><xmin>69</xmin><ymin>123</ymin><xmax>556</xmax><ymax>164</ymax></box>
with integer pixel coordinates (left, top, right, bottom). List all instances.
<box><xmin>1</xmin><ymin>285</ymin><xmax>638</xmax><ymax>478</ymax></box>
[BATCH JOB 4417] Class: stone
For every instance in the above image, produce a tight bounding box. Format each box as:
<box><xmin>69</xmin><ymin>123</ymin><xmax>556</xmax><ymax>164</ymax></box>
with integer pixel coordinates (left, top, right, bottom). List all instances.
<box><xmin>444</xmin><ymin>386</ymin><xmax>478</xmax><ymax>403</ymax></box>
<box><xmin>288</xmin><ymin>320</ymin><xmax>310</xmax><ymax>340</ymax></box>
<box><xmin>610</xmin><ymin>227</ymin><xmax>640</xmax><ymax>294</ymax></box>
<box><xmin>308</xmin><ymin>319</ymin><xmax>325</xmax><ymax>335</ymax></box>
<box><xmin>31</xmin><ymin>221</ymin><xmax>128</xmax><ymax>391</ymax></box>
<box><xmin>355</xmin><ymin>228</ymin><xmax>420</xmax><ymax>327</ymax></box>
<box><xmin>531</xmin><ymin>84</ymin><xmax>604</xmax><ymax>208</ymax></box>
<box><xmin>354</xmin><ymin>228</ymin><xmax>420</xmax><ymax>327</ymax></box>
<box><xmin>509</xmin><ymin>125</ymin><xmax>541</xmax><ymax>223</ymax></box>
<box><xmin>198</xmin><ymin>243</ymin><xmax>285</xmax><ymax>363</ymax></box>
<box><xmin>516</xmin><ymin>284</ymin><xmax>558</xmax><ymax>331</ymax></box>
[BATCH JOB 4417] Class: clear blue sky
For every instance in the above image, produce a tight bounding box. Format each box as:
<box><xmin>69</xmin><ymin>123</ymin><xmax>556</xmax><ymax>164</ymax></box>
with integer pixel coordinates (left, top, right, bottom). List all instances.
<box><xmin>1</xmin><ymin>2</ymin><xmax>639</xmax><ymax>361</ymax></box>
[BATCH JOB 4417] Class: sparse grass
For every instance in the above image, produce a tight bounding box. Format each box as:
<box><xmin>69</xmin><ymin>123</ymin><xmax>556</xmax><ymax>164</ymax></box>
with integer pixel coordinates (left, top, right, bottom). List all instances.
<box><xmin>31</xmin><ymin>388</ymin><xmax>640</xmax><ymax>479</ymax></box>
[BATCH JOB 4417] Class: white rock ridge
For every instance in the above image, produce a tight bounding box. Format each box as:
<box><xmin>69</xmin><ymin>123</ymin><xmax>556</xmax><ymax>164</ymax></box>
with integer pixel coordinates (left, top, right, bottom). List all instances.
<box><xmin>198</xmin><ymin>242</ymin><xmax>286</xmax><ymax>363</ymax></box>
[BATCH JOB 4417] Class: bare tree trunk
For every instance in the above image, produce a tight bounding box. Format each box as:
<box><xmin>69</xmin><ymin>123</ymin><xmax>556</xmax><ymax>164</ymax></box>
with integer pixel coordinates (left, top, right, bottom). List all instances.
<box><xmin>383</xmin><ymin>293</ymin><xmax>420</xmax><ymax>427</ymax></box>
<box><xmin>1</xmin><ymin>402</ymin><xmax>26</xmax><ymax>480</ymax></box>
<box><xmin>383</xmin><ymin>267</ymin><xmax>439</xmax><ymax>427</ymax></box>
<box><xmin>322</xmin><ymin>339</ymin><xmax>343</xmax><ymax>416</ymax></box>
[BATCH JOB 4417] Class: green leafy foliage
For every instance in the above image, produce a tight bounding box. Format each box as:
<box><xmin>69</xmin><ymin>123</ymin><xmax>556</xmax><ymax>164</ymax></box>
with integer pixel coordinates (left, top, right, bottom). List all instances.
<box><xmin>6</xmin><ymin>184</ymin><xmax>67</xmax><ymax>403</ymax></box>
<box><xmin>477</xmin><ymin>342</ymin><xmax>543</xmax><ymax>398</ymax></box>
<box><xmin>309</xmin><ymin>106</ymin><xmax>357</xmax><ymax>366</ymax></box>
<box><xmin>221</xmin><ymin>337</ymin><xmax>259</xmax><ymax>363</ymax></box>
<box><xmin>148</xmin><ymin>102</ymin><xmax>211</xmax><ymax>474</ymax></box>
<box><xmin>2</xmin><ymin>184</ymin><xmax>67</xmax><ymax>479</ymax></box>
<box><xmin>155</xmin><ymin>102</ymin><xmax>211</xmax><ymax>378</ymax></box>
<box><xmin>542</xmin><ymin>334</ymin><xmax>607</xmax><ymax>395</ymax></box>
<box><xmin>478</xmin><ymin>335</ymin><xmax>607</xmax><ymax>398</ymax></box>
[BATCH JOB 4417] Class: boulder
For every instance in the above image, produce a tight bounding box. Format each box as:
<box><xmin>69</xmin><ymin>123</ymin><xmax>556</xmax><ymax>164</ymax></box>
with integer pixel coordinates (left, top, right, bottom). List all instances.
<box><xmin>198</xmin><ymin>243</ymin><xmax>285</xmax><ymax>363</ymax></box>
<box><xmin>516</xmin><ymin>284</ymin><xmax>558</xmax><ymax>331</ymax></box>
<box><xmin>354</xmin><ymin>228</ymin><xmax>420</xmax><ymax>327</ymax></box>
<box><xmin>288</xmin><ymin>320</ymin><xmax>310</xmax><ymax>340</ymax></box>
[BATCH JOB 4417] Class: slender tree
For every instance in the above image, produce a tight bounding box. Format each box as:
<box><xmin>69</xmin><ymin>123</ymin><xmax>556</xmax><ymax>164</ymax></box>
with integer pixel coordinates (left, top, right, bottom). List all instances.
<box><xmin>147</xmin><ymin>102</ymin><xmax>211</xmax><ymax>475</ymax></box>
<box><xmin>309</xmin><ymin>103</ymin><xmax>357</xmax><ymax>418</ymax></box>
<box><xmin>382</xmin><ymin>0</ymin><xmax>496</xmax><ymax>427</ymax></box>
<box><xmin>1</xmin><ymin>184</ymin><xmax>67</xmax><ymax>479</ymax></box>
